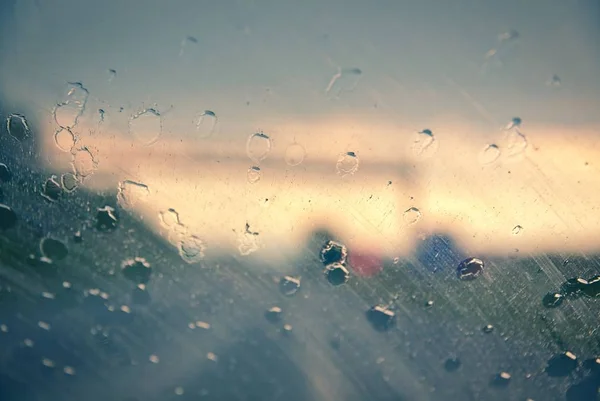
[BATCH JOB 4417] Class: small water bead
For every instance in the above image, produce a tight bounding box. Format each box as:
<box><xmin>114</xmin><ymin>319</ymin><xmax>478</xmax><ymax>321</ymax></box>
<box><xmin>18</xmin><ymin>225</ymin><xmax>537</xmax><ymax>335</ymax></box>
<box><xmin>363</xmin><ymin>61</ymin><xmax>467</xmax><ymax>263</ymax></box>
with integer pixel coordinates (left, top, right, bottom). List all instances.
<box><xmin>206</xmin><ymin>352</ymin><xmax>218</xmax><ymax>362</ymax></box>
<box><xmin>246</xmin><ymin>166</ymin><xmax>261</xmax><ymax>184</ymax></box>
<box><xmin>320</xmin><ymin>240</ymin><xmax>347</xmax><ymax>265</ymax></box>
<box><xmin>129</xmin><ymin>108</ymin><xmax>162</xmax><ymax>145</ymax></box>
<box><xmin>41</xmin><ymin>176</ymin><xmax>62</xmax><ymax>202</ymax></box>
<box><xmin>478</xmin><ymin>144</ymin><xmax>501</xmax><ymax>165</ymax></box>
<box><xmin>121</xmin><ymin>257</ymin><xmax>152</xmax><ymax>284</ymax></box>
<box><xmin>38</xmin><ymin>321</ymin><xmax>51</xmax><ymax>331</ymax></box>
<box><xmin>96</xmin><ymin>205</ymin><xmax>118</xmax><ymax>231</ymax></box>
<box><xmin>117</xmin><ymin>180</ymin><xmax>149</xmax><ymax>209</ymax></box>
<box><xmin>403</xmin><ymin>207</ymin><xmax>421</xmax><ymax>224</ymax></box>
<box><xmin>71</xmin><ymin>147</ymin><xmax>97</xmax><ymax>178</ymax></box>
<box><xmin>0</xmin><ymin>204</ymin><xmax>17</xmax><ymax>230</ymax></box>
<box><xmin>40</xmin><ymin>238</ymin><xmax>68</xmax><ymax>261</ymax></box>
<box><xmin>178</xmin><ymin>235</ymin><xmax>206</xmax><ymax>263</ymax></box>
<box><xmin>505</xmin><ymin>117</ymin><xmax>522</xmax><ymax>130</ymax></box>
<box><xmin>174</xmin><ymin>387</ymin><xmax>185</xmax><ymax>396</ymax></box>
<box><xmin>42</xmin><ymin>358</ymin><xmax>55</xmax><ymax>368</ymax></box>
<box><xmin>0</xmin><ymin>163</ymin><xmax>12</xmax><ymax>183</ymax></box>
<box><xmin>63</xmin><ymin>366</ymin><xmax>76</xmax><ymax>376</ymax></box>
<box><xmin>546</xmin><ymin>352</ymin><xmax>577</xmax><ymax>377</ymax></box>
<box><xmin>336</xmin><ymin>151</ymin><xmax>359</xmax><ymax>177</ymax></box>
<box><xmin>284</xmin><ymin>143</ymin><xmax>306</xmax><ymax>166</ymax></box>
<box><xmin>195</xmin><ymin>110</ymin><xmax>217</xmax><ymax>139</ymax></box>
<box><xmin>492</xmin><ymin>372</ymin><xmax>511</xmax><ymax>387</ymax></box>
<box><xmin>542</xmin><ymin>292</ymin><xmax>564</xmax><ymax>308</ymax></box>
<box><xmin>325</xmin><ymin>263</ymin><xmax>350</xmax><ymax>286</ymax></box>
<box><xmin>498</xmin><ymin>29</ymin><xmax>519</xmax><ymax>43</ymax></box>
<box><xmin>246</xmin><ymin>132</ymin><xmax>272</xmax><ymax>163</ymax></box>
<box><xmin>456</xmin><ymin>257</ymin><xmax>484</xmax><ymax>280</ymax></box>
<box><xmin>6</xmin><ymin>113</ymin><xmax>31</xmax><ymax>141</ymax></box>
<box><xmin>60</xmin><ymin>173</ymin><xmax>78</xmax><ymax>192</ymax></box>
<box><xmin>412</xmin><ymin>129</ymin><xmax>439</xmax><ymax>158</ymax></box>
<box><xmin>482</xmin><ymin>324</ymin><xmax>494</xmax><ymax>333</ymax></box>
<box><xmin>279</xmin><ymin>276</ymin><xmax>301</xmax><ymax>296</ymax></box>
<box><xmin>265</xmin><ymin>306</ymin><xmax>283</xmax><ymax>323</ymax></box>
<box><xmin>54</xmin><ymin>128</ymin><xmax>76</xmax><ymax>152</ymax></box>
<box><xmin>149</xmin><ymin>354</ymin><xmax>160</xmax><ymax>363</ymax></box>
<box><xmin>366</xmin><ymin>305</ymin><xmax>395</xmax><ymax>332</ymax></box>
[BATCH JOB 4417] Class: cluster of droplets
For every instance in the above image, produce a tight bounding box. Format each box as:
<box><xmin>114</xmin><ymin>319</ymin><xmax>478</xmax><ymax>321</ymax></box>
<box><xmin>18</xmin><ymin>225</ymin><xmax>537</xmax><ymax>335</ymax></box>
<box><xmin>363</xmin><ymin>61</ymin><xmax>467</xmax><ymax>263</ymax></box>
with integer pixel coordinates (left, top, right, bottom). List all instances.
<box><xmin>543</xmin><ymin>275</ymin><xmax>600</xmax><ymax>308</ymax></box>
<box><xmin>159</xmin><ymin>208</ymin><xmax>206</xmax><ymax>264</ymax></box>
<box><xmin>245</xmin><ymin>132</ymin><xmax>272</xmax><ymax>184</ymax></box>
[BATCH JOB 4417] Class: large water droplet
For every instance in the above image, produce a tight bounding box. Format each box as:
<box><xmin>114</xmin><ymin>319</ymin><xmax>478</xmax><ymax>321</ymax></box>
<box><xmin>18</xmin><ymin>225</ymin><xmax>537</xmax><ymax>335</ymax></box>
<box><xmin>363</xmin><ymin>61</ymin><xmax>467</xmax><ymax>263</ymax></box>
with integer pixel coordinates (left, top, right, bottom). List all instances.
<box><xmin>583</xmin><ymin>276</ymin><xmax>600</xmax><ymax>297</ymax></box>
<box><xmin>279</xmin><ymin>276</ymin><xmax>301</xmax><ymax>296</ymax></box>
<box><xmin>195</xmin><ymin>110</ymin><xmax>217</xmax><ymax>139</ymax></box>
<box><xmin>366</xmin><ymin>305</ymin><xmax>395</xmax><ymax>331</ymax></box>
<box><xmin>60</xmin><ymin>173</ymin><xmax>78</xmax><ymax>192</ymax></box>
<box><xmin>129</xmin><ymin>108</ymin><xmax>162</xmax><ymax>145</ymax></box>
<box><xmin>40</xmin><ymin>238</ymin><xmax>68</xmax><ymax>261</ymax></box>
<box><xmin>265</xmin><ymin>306</ymin><xmax>283</xmax><ymax>323</ymax></box>
<box><xmin>178</xmin><ymin>235</ymin><xmax>205</xmax><ymax>263</ymax></box>
<box><xmin>478</xmin><ymin>144</ymin><xmax>501</xmax><ymax>165</ymax></box>
<box><xmin>325</xmin><ymin>263</ymin><xmax>350</xmax><ymax>286</ymax></box>
<box><xmin>122</xmin><ymin>257</ymin><xmax>152</xmax><ymax>284</ymax></box>
<box><xmin>546</xmin><ymin>352</ymin><xmax>577</xmax><ymax>377</ymax></box>
<box><xmin>54</xmin><ymin>82</ymin><xmax>89</xmax><ymax>128</ymax></box>
<box><xmin>41</xmin><ymin>176</ymin><xmax>62</xmax><ymax>202</ymax></box>
<box><xmin>336</xmin><ymin>152</ymin><xmax>359</xmax><ymax>177</ymax></box>
<box><xmin>96</xmin><ymin>205</ymin><xmax>118</xmax><ymax>231</ymax></box>
<box><xmin>456</xmin><ymin>257</ymin><xmax>484</xmax><ymax>280</ymax></box>
<box><xmin>247</xmin><ymin>166</ymin><xmax>261</xmax><ymax>184</ymax></box>
<box><xmin>412</xmin><ymin>129</ymin><xmax>439</xmax><ymax>158</ymax></box>
<box><xmin>246</xmin><ymin>132</ymin><xmax>272</xmax><ymax>163</ymax></box>
<box><xmin>54</xmin><ymin>129</ymin><xmax>76</xmax><ymax>152</ymax></box>
<box><xmin>71</xmin><ymin>147</ymin><xmax>97</xmax><ymax>179</ymax></box>
<box><xmin>0</xmin><ymin>163</ymin><xmax>12</xmax><ymax>183</ymax></box>
<box><xmin>285</xmin><ymin>143</ymin><xmax>306</xmax><ymax>166</ymax></box>
<box><xmin>0</xmin><ymin>204</ymin><xmax>17</xmax><ymax>229</ymax></box>
<box><xmin>403</xmin><ymin>207</ymin><xmax>421</xmax><ymax>224</ymax></box>
<box><xmin>320</xmin><ymin>240</ymin><xmax>347</xmax><ymax>265</ymax></box>
<box><xmin>6</xmin><ymin>113</ymin><xmax>31</xmax><ymax>142</ymax></box>
<box><xmin>117</xmin><ymin>180</ymin><xmax>149</xmax><ymax>209</ymax></box>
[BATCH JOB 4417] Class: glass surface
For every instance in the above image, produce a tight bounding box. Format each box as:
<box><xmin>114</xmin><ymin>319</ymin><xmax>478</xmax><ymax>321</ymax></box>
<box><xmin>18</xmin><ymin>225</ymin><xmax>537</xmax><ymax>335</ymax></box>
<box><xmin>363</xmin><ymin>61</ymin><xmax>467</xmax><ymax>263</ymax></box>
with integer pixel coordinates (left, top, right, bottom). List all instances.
<box><xmin>0</xmin><ymin>1</ymin><xmax>599</xmax><ymax>400</ymax></box>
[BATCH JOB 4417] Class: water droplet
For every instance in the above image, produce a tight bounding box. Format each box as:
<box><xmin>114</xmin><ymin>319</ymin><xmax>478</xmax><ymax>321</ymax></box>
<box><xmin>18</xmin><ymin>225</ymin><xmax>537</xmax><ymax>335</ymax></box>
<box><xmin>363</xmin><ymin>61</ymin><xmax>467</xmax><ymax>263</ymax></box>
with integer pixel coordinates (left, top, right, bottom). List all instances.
<box><xmin>195</xmin><ymin>321</ymin><xmax>210</xmax><ymax>329</ymax></box>
<box><xmin>117</xmin><ymin>180</ymin><xmax>149</xmax><ymax>209</ymax></box>
<box><xmin>325</xmin><ymin>263</ymin><xmax>349</xmax><ymax>286</ymax></box>
<box><xmin>179</xmin><ymin>235</ymin><xmax>205</xmax><ymax>263</ymax></box>
<box><xmin>38</xmin><ymin>321</ymin><xmax>51</xmax><ymax>331</ymax></box>
<box><xmin>285</xmin><ymin>143</ymin><xmax>306</xmax><ymax>166</ymax></box>
<box><xmin>492</xmin><ymin>371</ymin><xmax>511</xmax><ymax>387</ymax></box>
<box><xmin>0</xmin><ymin>324</ymin><xmax>7</xmax><ymax>332</ymax></box>
<box><xmin>71</xmin><ymin>147</ymin><xmax>97</xmax><ymax>179</ymax></box>
<box><xmin>283</xmin><ymin>323</ymin><xmax>293</xmax><ymax>332</ymax></box>
<box><xmin>174</xmin><ymin>387</ymin><xmax>185</xmax><ymax>396</ymax></box>
<box><xmin>505</xmin><ymin>117</ymin><xmax>522</xmax><ymax>130</ymax></box>
<box><xmin>498</xmin><ymin>29</ymin><xmax>519</xmax><ymax>43</ymax></box>
<box><xmin>478</xmin><ymin>144</ymin><xmax>501</xmax><ymax>165</ymax></box>
<box><xmin>41</xmin><ymin>358</ymin><xmax>55</xmax><ymax>368</ymax></box>
<box><xmin>129</xmin><ymin>108</ymin><xmax>162</xmax><ymax>145</ymax></box>
<box><xmin>542</xmin><ymin>292</ymin><xmax>564</xmax><ymax>308</ymax></box>
<box><xmin>53</xmin><ymin>83</ymin><xmax>89</xmax><ymax>129</ymax></box>
<box><xmin>96</xmin><ymin>205</ymin><xmax>118</xmax><ymax>231</ymax></box>
<box><xmin>159</xmin><ymin>208</ymin><xmax>181</xmax><ymax>228</ymax></box>
<box><xmin>444</xmin><ymin>357</ymin><xmax>461</xmax><ymax>372</ymax></box>
<box><xmin>547</xmin><ymin>74</ymin><xmax>561</xmax><ymax>87</ymax></box>
<box><xmin>482</xmin><ymin>324</ymin><xmax>494</xmax><ymax>333</ymax></box>
<box><xmin>247</xmin><ymin>166</ymin><xmax>262</xmax><ymax>184</ymax></box>
<box><xmin>206</xmin><ymin>352</ymin><xmax>218</xmax><ymax>362</ymax></box>
<box><xmin>73</xmin><ymin>231</ymin><xmax>83</xmax><ymax>243</ymax></box>
<box><xmin>149</xmin><ymin>354</ymin><xmax>160</xmax><ymax>363</ymax></box>
<box><xmin>325</xmin><ymin>67</ymin><xmax>362</xmax><ymax>97</ymax></box>
<box><xmin>366</xmin><ymin>305</ymin><xmax>395</xmax><ymax>331</ymax></box>
<box><xmin>279</xmin><ymin>276</ymin><xmax>301</xmax><ymax>296</ymax></box>
<box><xmin>40</xmin><ymin>238</ymin><xmax>68</xmax><ymax>261</ymax></box>
<box><xmin>24</xmin><ymin>338</ymin><xmax>34</xmax><ymax>347</ymax></box>
<box><xmin>63</xmin><ymin>366</ymin><xmax>76</xmax><ymax>375</ymax></box>
<box><xmin>41</xmin><ymin>176</ymin><xmax>62</xmax><ymax>202</ymax></box>
<box><xmin>546</xmin><ymin>352</ymin><xmax>577</xmax><ymax>377</ymax></box>
<box><xmin>0</xmin><ymin>163</ymin><xmax>12</xmax><ymax>183</ymax></box>
<box><xmin>54</xmin><ymin>128</ymin><xmax>76</xmax><ymax>152</ymax></box>
<box><xmin>121</xmin><ymin>257</ymin><xmax>152</xmax><ymax>284</ymax></box>
<box><xmin>583</xmin><ymin>275</ymin><xmax>600</xmax><ymax>297</ymax></box>
<box><xmin>246</xmin><ymin>132</ymin><xmax>272</xmax><ymax>163</ymax></box>
<box><xmin>320</xmin><ymin>240</ymin><xmax>347</xmax><ymax>265</ymax></box>
<box><xmin>238</xmin><ymin>230</ymin><xmax>260</xmax><ymax>256</ymax></box>
<box><xmin>412</xmin><ymin>129</ymin><xmax>439</xmax><ymax>158</ymax></box>
<box><xmin>336</xmin><ymin>151</ymin><xmax>359</xmax><ymax>177</ymax></box>
<box><xmin>457</xmin><ymin>257</ymin><xmax>484</xmax><ymax>280</ymax></box>
<box><xmin>265</xmin><ymin>306</ymin><xmax>282</xmax><ymax>323</ymax></box>
<box><xmin>425</xmin><ymin>300</ymin><xmax>434</xmax><ymax>308</ymax></box>
<box><xmin>6</xmin><ymin>113</ymin><xmax>31</xmax><ymax>141</ymax></box>
<box><xmin>0</xmin><ymin>204</ymin><xmax>17</xmax><ymax>229</ymax></box>
<box><xmin>107</xmin><ymin>69</ymin><xmax>117</xmax><ymax>82</ymax></box>
<box><xmin>132</xmin><ymin>284</ymin><xmax>150</xmax><ymax>305</ymax></box>
<box><xmin>61</xmin><ymin>173</ymin><xmax>78</xmax><ymax>192</ymax></box>
<box><xmin>195</xmin><ymin>110</ymin><xmax>217</xmax><ymax>139</ymax></box>
<box><xmin>512</xmin><ymin>225</ymin><xmax>523</xmax><ymax>235</ymax></box>
<box><xmin>403</xmin><ymin>207</ymin><xmax>421</xmax><ymax>224</ymax></box>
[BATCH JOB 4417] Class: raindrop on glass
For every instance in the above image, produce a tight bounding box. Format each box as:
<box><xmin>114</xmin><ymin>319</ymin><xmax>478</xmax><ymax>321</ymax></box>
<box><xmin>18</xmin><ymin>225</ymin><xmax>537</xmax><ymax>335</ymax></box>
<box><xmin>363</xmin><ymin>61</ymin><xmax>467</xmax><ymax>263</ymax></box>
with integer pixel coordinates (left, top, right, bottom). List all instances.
<box><xmin>159</xmin><ymin>208</ymin><xmax>181</xmax><ymax>228</ymax></box>
<box><xmin>40</xmin><ymin>238</ymin><xmax>68</xmax><ymax>261</ymax></box>
<box><xmin>54</xmin><ymin>82</ymin><xmax>89</xmax><ymax>129</ymax></box>
<box><xmin>492</xmin><ymin>371</ymin><xmax>511</xmax><ymax>387</ymax></box>
<box><xmin>285</xmin><ymin>143</ymin><xmax>306</xmax><ymax>166</ymax></box>
<box><xmin>505</xmin><ymin>117</ymin><xmax>522</xmax><ymax>131</ymax></box>
<box><xmin>366</xmin><ymin>304</ymin><xmax>395</xmax><ymax>332</ymax></box>
<box><xmin>0</xmin><ymin>204</ymin><xmax>17</xmax><ymax>230</ymax></box>
<box><xmin>41</xmin><ymin>176</ymin><xmax>62</xmax><ymax>202</ymax></box>
<box><xmin>54</xmin><ymin>128</ymin><xmax>76</xmax><ymax>152</ymax></box>
<box><xmin>279</xmin><ymin>276</ymin><xmax>301</xmax><ymax>296</ymax></box>
<box><xmin>542</xmin><ymin>292</ymin><xmax>564</xmax><ymax>308</ymax></box>
<box><xmin>482</xmin><ymin>324</ymin><xmax>494</xmax><ymax>333</ymax></box>
<box><xmin>546</xmin><ymin>74</ymin><xmax>561</xmax><ymax>87</ymax></box>
<box><xmin>129</xmin><ymin>108</ymin><xmax>162</xmax><ymax>145</ymax></box>
<box><xmin>0</xmin><ymin>163</ymin><xmax>12</xmax><ymax>183</ymax></box>
<box><xmin>178</xmin><ymin>235</ymin><xmax>205</xmax><ymax>263</ymax></box>
<box><xmin>246</xmin><ymin>132</ymin><xmax>272</xmax><ymax>163</ymax></box>
<box><xmin>195</xmin><ymin>110</ymin><xmax>217</xmax><ymax>139</ymax></box>
<box><xmin>122</xmin><ymin>257</ymin><xmax>152</xmax><ymax>284</ymax></box>
<box><xmin>247</xmin><ymin>166</ymin><xmax>261</xmax><ymax>184</ymax></box>
<box><xmin>96</xmin><ymin>205</ymin><xmax>118</xmax><ymax>231</ymax></box>
<box><xmin>545</xmin><ymin>352</ymin><xmax>577</xmax><ymax>377</ymax></box>
<box><xmin>117</xmin><ymin>180</ymin><xmax>149</xmax><ymax>209</ymax></box>
<box><xmin>325</xmin><ymin>67</ymin><xmax>362</xmax><ymax>97</ymax></box>
<box><xmin>174</xmin><ymin>387</ymin><xmax>185</xmax><ymax>396</ymax></box>
<box><xmin>320</xmin><ymin>240</ymin><xmax>347</xmax><ymax>265</ymax></box>
<box><xmin>265</xmin><ymin>306</ymin><xmax>282</xmax><ymax>323</ymax></box>
<box><xmin>498</xmin><ymin>29</ymin><xmax>519</xmax><ymax>43</ymax></box>
<box><xmin>478</xmin><ymin>144</ymin><xmax>501</xmax><ymax>165</ymax></box>
<box><xmin>71</xmin><ymin>147</ymin><xmax>97</xmax><ymax>179</ymax></box>
<box><xmin>411</xmin><ymin>129</ymin><xmax>439</xmax><ymax>158</ymax></box>
<box><xmin>583</xmin><ymin>275</ymin><xmax>600</xmax><ymax>297</ymax></box>
<box><xmin>6</xmin><ymin>113</ymin><xmax>31</xmax><ymax>142</ymax></box>
<box><xmin>457</xmin><ymin>257</ymin><xmax>484</xmax><ymax>280</ymax></box>
<box><xmin>403</xmin><ymin>207</ymin><xmax>421</xmax><ymax>224</ymax></box>
<box><xmin>61</xmin><ymin>173</ymin><xmax>78</xmax><ymax>192</ymax></box>
<box><xmin>336</xmin><ymin>151</ymin><xmax>359</xmax><ymax>177</ymax></box>
<box><xmin>444</xmin><ymin>357</ymin><xmax>461</xmax><ymax>372</ymax></box>
<box><xmin>325</xmin><ymin>263</ymin><xmax>350</xmax><ymax>286</ymax></box>
<box><xmin>107</xmin><ymin>69</ymin><xmax>117</xmax><ymax>82</ymax></box>
<box><xmin>512</xmin><ymin>225</ymin><xmax>523</xmax><ymax>235</ymax></box>
<box><xmin>149</xmin><ymin>354</ymin><xmax>160</xmax><ymax>363</ymax></box>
